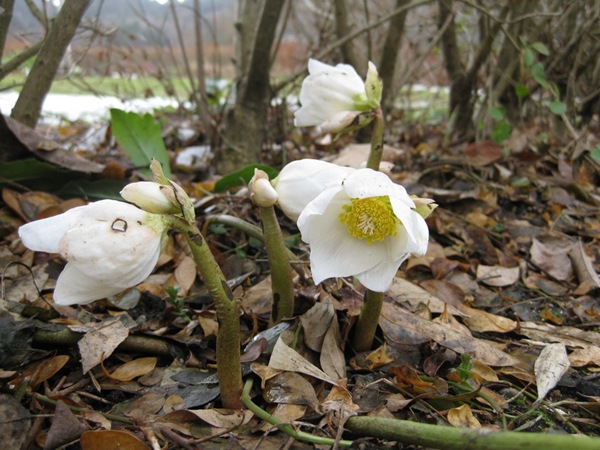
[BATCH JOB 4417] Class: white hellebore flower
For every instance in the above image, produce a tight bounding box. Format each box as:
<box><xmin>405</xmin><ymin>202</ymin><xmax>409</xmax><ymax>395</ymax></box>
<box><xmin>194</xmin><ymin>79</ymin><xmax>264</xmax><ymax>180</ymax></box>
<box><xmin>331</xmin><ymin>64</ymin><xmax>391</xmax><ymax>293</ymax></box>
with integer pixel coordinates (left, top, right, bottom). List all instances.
<box><xmin>272</xmin><ymin>159</ymin><xmax>355</xmax><ymax>221</ymax></box>
<box><xmin>297</xmin><ymin>169</ymin><xmax>429</xmax><ymax>292</ymax></box>
<box><xmin>18</xmin><ymin>200</ymin><xmax>168</xmax><ymax>305</ymax></box>
<box><xmin>294</xmin><ymin>59</ymin><xmax>381</xmax><ymax>133</ymax></box>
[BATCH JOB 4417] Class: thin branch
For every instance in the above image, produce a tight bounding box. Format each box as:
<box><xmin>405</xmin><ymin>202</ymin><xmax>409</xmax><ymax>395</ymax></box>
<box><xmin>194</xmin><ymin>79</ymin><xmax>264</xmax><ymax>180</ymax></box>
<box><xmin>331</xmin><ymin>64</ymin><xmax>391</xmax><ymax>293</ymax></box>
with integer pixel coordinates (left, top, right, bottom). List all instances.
<box><xmin>273</xmin><ymin>0</ymin><xmax>433</xmax><ymax>91</ymax></box>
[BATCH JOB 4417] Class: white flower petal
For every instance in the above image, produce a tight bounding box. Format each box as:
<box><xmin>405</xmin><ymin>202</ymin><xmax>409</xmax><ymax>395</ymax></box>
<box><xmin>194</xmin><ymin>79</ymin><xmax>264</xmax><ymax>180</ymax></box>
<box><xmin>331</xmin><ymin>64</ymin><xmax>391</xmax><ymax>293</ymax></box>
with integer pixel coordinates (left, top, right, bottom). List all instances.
<box><xmin>20</xmin><ymin>199</ymin><xmax>167</xmax><ymax>305</ymax></box>
<box><xmin>58</xmin><ymin>202</ymin><xmax>162</xmax><ymax>281</ymax></box>
<box><xmin>296</xmin><ymin>167</ymin><xmax>431</xmax><ymax>292</ymax></box>
<box><xmin>294</xmin><ymin>59</ymin><xmax>368</xmax><ymax>130</ymax></box>
<box><xmin>298</xmin><ymin>191</ymin><xmax>383</xmax><ymax>283</ymax></box>
<box><xmin>53</xmin><ymin>263</ymin><xmax>127</xmax><ymax>305</ymax></box>
<box><xmin>18</xmin><ymin>205</ymin><xmax>85</xmax><ymax>253</ymax></box>
<box><xmin>343</xmin><ymin>169</ymin><xmax>405</xmax><ymax>199</ymax></box>
<box><xmin>274</xmin><ymin>159</ymin><xmax>353</xmax><ymax>221</ymax></box>
<box><xmin>320</xmin><ymin>111</ymin><xmax>361</xmax><ymax>133</ymax></box>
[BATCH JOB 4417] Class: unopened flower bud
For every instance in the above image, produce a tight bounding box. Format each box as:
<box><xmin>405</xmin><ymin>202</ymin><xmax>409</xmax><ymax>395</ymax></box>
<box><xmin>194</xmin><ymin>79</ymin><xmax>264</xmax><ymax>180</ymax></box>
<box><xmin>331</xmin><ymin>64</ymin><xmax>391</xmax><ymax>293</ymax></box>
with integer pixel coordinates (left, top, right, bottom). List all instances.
<box><xmin>365</xmin><ymin>61</ymin><xmax>382</xmax><ymax>108</ymax></box>
<box><xmin>411</xmin><ymin>195</ymin><xmax>438</xmax><ymax>219</ymax></box>
<box><xmin>249</xmin><ymin>169</ymin><xmax>278</xmax><ymax>207</ymax></box>
<box><xmin>121</xmin><ymin>181</ymin><xmax>180</xmax><ymax>214</ymax></box>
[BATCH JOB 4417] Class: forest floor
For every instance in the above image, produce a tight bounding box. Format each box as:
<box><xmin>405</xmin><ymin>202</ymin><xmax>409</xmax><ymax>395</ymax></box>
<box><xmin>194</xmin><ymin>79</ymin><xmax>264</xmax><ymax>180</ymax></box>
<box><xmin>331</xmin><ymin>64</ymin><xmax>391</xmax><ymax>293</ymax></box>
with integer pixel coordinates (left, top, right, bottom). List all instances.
<box><xmin>0</xmin><ymin>105</ymin><xmax>599</xmax><ymax>449</ymax></box>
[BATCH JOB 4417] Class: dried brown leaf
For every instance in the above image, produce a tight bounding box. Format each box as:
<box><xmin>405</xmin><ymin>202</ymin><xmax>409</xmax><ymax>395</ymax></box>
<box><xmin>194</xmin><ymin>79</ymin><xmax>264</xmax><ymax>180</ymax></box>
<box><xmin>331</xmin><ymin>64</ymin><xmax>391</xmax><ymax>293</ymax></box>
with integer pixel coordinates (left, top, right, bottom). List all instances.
<box><xmin>107</xmin><ymin>357</ymin><xmax>157</xmax><ymax>382</ymax></box>
<box><xmin>300</xmin><ymin>301</ymin><xmax>335</xmax><ymax>352</ymax></box>
<box><xmin>388</xmin><ymin>278</ymin><xmax>464</xmax><ymax>316</ymax></box>
<box><xmin>183</xmin><ymin>409</ymin><xmax>253</xmax><ymax>429</ymax></box>
<box><xmin>447</xmin><ymin>404</ymin><xmax>482</xmax><ymax>428</ymax></box>
<box><xmin>569</xmin><ymin>347</ymin><xmax>600</xmax><ymax>367</ymax></box>
<box><xmin>260</xmin><ymin>403</ymin><xmax>306</xmax><ymax>432</ymax></box>
<box><xmin>320</xmin><ymin>312</ymin><xmax>346</xmax><ymax>381</ymax></box>
<box><xmin>465</xmin><ymin>140</ymin><xmax>503</xmax><ymax>167</ymax></box>
<box><xmin>173</xmin><ymin>256</ymin><xmax>196</xmax><ymax>296</ymax></box>
<box><xmin>530</xmin><ymin>236</ymin><xmax>574</xmax><ymax>281</ymax></box>
<box><xmin>320</xmin><ymin>384</ymin><xmax>360</xmax><ymax>427</ymax></box>
<box><xmin>569</xmin><ymin>240</ymin><xmax>600</xmax><ymax>294</ymax></box>
<box><xmin>534</xmin><ymin>343</ymin><xmax>570</xmax><ymax>401</ymax></box>
<box><xmin>381</xmin><ymin>300</ymin><xmax>518</xmax><ymax>366</ymax></box>
<box><xmin>250</xmin><ymin>362</ymin><xmax>282</xmax><ymax>388</ymax></box>
<box><xmin>264</xmin><ymin>372</ymin><xmax>320</xmax><ymax>411</ymax></box>
<box><xmin>26</xmin><ymin>355</ymin><xmax>70</xmax><ymax>388</ymax></box>
<box><xmin>269</xmin><ymin>337</ymin><xmax>339</xmax><ymax>386</ymax></box>
<box><xmin>476</xmin><ymin>264</ymin><xmax>520</xmax><ymax>287</ymax></box>
<box><xmin>74</xmin><ymin>319</ymin><xmax>129</xmax><ymax>374</ymax></box>
<box><xmin>44</xmin><ymin>400</ymin><xmax>87</xmax><ymax>450</ymax></box>
<box><xmin>80</xmin><ymin>430</ymin><xmax>150</xmax><ymax>450</ymax></box>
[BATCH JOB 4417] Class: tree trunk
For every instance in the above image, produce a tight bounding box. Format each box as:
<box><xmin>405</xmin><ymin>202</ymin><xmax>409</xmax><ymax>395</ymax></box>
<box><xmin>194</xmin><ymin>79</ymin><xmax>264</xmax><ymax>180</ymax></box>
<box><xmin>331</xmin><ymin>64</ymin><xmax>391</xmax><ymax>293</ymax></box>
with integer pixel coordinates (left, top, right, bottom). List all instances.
<box><xmin>494</xmin><ymin>1</ymin><xmax>538</xmax><ymax>122</ymax></box>
<box><xmin>438</xmin><ymin>0</ymin><xmax>472</xmax><ymax>138</ymax></box>
<box><xmin>218</xmin><ymin>0</ymin><xmax>284</xmax><ymax>174</ymax></box>
<box><xmin>0</xmin><ymin>0</ymin><xmax>16</xmax><ymax>62</ymax></box>
<box><xmin>10</xmin><ymin>0</ymin><xmax>91</xmax><ymax>128</ymax></box>
<box><xmin>334</xmin><ymin>0</ymin><xmax>361</xmax><ymax>70</ymax></box>
<box><xmin>233</xmin><ymin>0</ymin><xmax>261</xmax><ymax>80</ymax></box>
<box><xmin>378</xmin><ymin>0</ymin><xmax>410</xmax><ymax>113</ymax></box>
<box><xmin>438</xmin><ymin>0</ymin><xmax>508</xmax><ymax>139</ymax></box>
<box><xmin>193</xmin><ymin>0</ymin><xmax>211</xmax><ymax>136</ymax></box>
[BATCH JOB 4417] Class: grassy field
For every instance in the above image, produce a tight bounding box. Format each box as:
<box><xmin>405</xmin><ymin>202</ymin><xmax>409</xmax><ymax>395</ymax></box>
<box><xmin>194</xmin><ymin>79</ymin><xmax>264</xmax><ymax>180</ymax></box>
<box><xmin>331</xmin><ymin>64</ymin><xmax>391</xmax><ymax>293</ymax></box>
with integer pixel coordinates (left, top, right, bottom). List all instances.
<box><xmin>0</xmin><ymin>73</ymin><xmax>195</xmax><ymax>99</ymax></box>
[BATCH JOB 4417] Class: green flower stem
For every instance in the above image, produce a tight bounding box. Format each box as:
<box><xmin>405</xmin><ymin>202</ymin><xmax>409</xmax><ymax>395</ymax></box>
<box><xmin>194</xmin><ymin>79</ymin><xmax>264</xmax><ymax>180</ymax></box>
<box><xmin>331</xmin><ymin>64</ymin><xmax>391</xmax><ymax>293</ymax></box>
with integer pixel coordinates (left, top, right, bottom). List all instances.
<box><xmin>351</xmin><ymin>289</ymin><xmax>384</xmax><ymax>352</ymax></box>
<box><xmin>259</xmin><ymin>205</ymin><xmax>295</xmax><ymax>324</ymax></box>
<box><xmin>242</xmin><ymin>378</ymin><xmax>353</xmax><ymax>447</ymax></box>
<box><xmin>345</xmin><ymin>415</ymin><xmax>600</xmax><ymax>450</ymax></box>
<box><xmin>168</xmin><ymin>216</ymin><xmax>242</xmax><ymax>409</ymax></box>
<box><xmin>353</xmin><ymin>107</ymin><xmax>386</xmax><ymax>352</ymax></box>
<box><xmin>365</xmin><ymin>106</ymin><xmax>385</xmax><ymax>171</ymax></box>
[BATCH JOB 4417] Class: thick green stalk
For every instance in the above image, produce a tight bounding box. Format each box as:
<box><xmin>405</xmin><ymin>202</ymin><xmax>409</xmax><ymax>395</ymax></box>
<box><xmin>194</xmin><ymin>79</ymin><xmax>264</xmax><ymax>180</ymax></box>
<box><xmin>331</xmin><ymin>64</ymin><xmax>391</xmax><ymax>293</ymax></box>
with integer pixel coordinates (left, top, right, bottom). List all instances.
<box><xmin>353</xmin><ymin>107</ymin><xmax>386</xmax><ymax>352</ymax></box>
<box><xmin>345</xmin><ymin>415</ymin><xmax>600</xmax><ymax>450</ymax></box>
<box><xmin>351</xmin><ymin>289</ymin><xmax>384</xmax><ymax>351</ymax></box>
<box><xmin>168</xmin><ymin>217</ymin><xmax>242</xmax><ymax>409</ymax></box>
<box><xmin>260</xmin><ymin>205</ymin><xmax>295</xmax><ymax>324</ymax></box>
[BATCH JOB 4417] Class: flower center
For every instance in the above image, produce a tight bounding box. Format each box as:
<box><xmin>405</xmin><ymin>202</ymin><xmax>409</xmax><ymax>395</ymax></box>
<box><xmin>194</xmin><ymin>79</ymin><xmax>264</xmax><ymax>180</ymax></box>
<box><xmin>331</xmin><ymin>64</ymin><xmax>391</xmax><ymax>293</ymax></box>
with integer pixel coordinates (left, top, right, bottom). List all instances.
<box><xmin>339</xmin><ymin>196</ymin><xmax>398</xmax><ymax>243</ymax></box>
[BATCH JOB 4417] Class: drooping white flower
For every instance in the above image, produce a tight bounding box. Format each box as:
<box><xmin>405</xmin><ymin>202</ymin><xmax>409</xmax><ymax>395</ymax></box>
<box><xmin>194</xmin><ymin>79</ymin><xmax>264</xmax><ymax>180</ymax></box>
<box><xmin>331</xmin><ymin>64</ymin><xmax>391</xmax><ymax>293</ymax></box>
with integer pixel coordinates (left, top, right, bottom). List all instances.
<box><xmin>18</xmin><ymin>200</ymin><xmax>168</xmax><ymax>305</ymax></box>
<box><xmin>294</xmin><ymin>59</ymin><xmax>381</xmax><ymax>133</ymax></box>
<box><xmin>272</xmin><ymin>159</ymin><xmax>355</xmax><ymax>221</ymax></box>
<box><xmin>120</xmin><ymin>181</ymin><xmax>180</xmax><ymax>214</ymax></box>
<box><xmin>296</xmin><ymin>169</ymin><xmax>430</xmax><ymax>292</ymax></box>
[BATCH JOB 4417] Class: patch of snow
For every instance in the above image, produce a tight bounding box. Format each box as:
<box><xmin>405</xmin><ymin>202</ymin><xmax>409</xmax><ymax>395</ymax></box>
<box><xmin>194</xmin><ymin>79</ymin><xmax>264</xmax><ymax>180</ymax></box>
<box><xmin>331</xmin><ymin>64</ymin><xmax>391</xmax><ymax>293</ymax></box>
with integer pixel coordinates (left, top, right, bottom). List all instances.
<box><xmin>0</xmin><ymin>91</ymin><xmax>178</xmax><ymax>125</ymax></box>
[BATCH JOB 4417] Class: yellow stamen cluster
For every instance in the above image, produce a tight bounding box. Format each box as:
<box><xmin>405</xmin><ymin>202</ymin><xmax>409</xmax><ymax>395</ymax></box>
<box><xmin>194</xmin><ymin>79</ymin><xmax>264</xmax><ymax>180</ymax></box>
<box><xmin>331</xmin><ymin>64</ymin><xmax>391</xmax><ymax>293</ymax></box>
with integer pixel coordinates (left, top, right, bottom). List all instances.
<box><xmin>339</xmin><ymin>196</ymin><xmax>398</xmax><ymax>243</ymax></box>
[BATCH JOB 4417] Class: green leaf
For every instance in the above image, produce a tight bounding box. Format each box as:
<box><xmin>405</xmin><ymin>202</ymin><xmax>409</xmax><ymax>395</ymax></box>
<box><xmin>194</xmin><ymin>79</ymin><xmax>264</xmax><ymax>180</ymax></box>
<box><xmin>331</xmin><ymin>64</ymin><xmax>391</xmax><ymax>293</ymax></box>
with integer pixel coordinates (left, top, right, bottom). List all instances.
<box><xmin>523</xmin><ymin>48</ymin><xmax>535</xmax><ymax>67</ymax></box>
<box><xmin>489</xmin><ymin>106</ymin><xmax>505</xmax><ymax>121</ymax></box>
<box><xmin>492</xmin><ymin>121</ymin><xmax>511</xmax><ymax>144</ymax></box>
<box><xmin>549</xmin><ymin>100</ymin><xmax>567</xmax><ymax>116</ymax></box>
<box><xmin>531</xmin><ymin>42</ymin><xmax>550</xmax><ymax>56</ymax></box>
<box><xmin>214</xmin><ymin>164</ymin><xmax>279</xmax><ymax>192</ymax></box>
<box><xmin>530</xmin><ymin>63</ymin><xmax>549</xmax><ymax>88</ymax></box>
<box><xmin>590</xmin><ymin>144</ymin><xmax>600</xmax><ymax>163</ymax></box>
<box><xmin>110</xmin><ymin>109</ymin><xmax>171</xmax><ymax>178</ymax></box>
<box><xmin>0</xmin><ymin>159</ymin><xmax>126</xmax><ymax>199</ymax></box>
<box><xmin>515</xmin><ymin>84</ymin><xmax>530</xmax><ymax>98</ymax></box>
<box><xmin>55</xmin><ymin>179</ymin><xmax>127</xmax><ymax>200</ymax></box>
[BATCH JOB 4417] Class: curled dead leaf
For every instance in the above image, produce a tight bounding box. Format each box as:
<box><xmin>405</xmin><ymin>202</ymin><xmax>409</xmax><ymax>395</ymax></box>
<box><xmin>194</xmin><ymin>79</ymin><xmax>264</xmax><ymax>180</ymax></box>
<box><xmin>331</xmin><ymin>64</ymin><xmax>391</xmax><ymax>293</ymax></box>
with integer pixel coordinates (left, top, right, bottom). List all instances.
<box><xmin>447</xmin><ymin>404</ymin><xmax>481</xmax><ymax>428</ymax></box>
<box><xmin>534</xmin><ymin>343</ymin><xmax>570</xmax><ymax>401</ymax></box>
<box><xmin>80</xmin><ymin>430</ymin><xmax>150</xmax><ymax>450</ymax></box>
<box><xmin>103</xmin><ymin>357</ymin><xmax>158</xmax><ymax>382</ymax></box>
<box><xmin>476</xmin><ymin>264</ymin><xmax>520</xmax><ymax>287</ymax></box>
